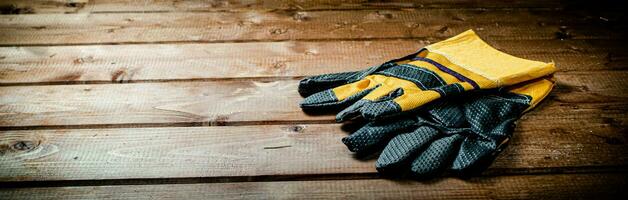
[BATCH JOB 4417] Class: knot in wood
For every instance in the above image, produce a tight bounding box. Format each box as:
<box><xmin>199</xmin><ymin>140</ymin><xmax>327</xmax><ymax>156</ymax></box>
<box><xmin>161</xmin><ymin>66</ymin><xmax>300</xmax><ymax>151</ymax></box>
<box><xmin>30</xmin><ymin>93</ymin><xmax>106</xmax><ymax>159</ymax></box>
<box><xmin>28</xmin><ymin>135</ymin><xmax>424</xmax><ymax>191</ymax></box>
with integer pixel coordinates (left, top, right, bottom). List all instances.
<box><xmin>293</xmin><ymin>12</ymin><xmax>310</xmax><ymax>21</ymax></box>
<box><xmin>290</xmin><ymin>125</ymin><xmax>304</xmax><ymax>133</ymax></box>
<box><xmin>12</xmin><ymin>141</ymin><xmax>36</xmax><ymax>151</ymax></box>
<box><xmin>270</xmin><ymin>28</ymin><xmax>288</xmax><ymax>35</ymax></box>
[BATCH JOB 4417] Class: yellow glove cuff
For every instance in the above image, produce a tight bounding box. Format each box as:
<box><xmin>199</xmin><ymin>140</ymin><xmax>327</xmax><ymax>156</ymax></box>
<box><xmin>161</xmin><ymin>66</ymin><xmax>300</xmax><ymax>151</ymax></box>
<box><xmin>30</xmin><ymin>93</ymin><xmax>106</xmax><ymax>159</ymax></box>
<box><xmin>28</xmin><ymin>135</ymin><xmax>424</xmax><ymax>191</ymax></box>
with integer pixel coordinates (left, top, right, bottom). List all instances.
<box><xmin>420</xmin><ymin>29</ymin><xmax>557</xmax><ymax>88</ymax></box>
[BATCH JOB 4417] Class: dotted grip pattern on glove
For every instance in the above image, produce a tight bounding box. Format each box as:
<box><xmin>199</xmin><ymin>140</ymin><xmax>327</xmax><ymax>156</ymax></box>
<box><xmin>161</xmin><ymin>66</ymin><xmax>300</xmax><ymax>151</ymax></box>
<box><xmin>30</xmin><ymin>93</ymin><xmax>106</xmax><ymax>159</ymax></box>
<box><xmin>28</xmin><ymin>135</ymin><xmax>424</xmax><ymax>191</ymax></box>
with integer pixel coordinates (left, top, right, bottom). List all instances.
<box><xmin>342</xmin><ymin>77</ymin><xmax>554</xmax><ymax>178</ymax></box>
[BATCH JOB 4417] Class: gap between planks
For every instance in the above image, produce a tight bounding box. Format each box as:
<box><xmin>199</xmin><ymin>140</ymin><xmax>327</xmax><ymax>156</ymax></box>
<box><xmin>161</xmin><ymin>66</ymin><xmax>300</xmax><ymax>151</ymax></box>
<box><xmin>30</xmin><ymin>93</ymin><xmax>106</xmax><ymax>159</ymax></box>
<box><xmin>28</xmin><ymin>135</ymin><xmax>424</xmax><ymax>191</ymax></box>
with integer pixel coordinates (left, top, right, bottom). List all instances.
<box><xmin>0</xmin><ymin>173</ymin><xmax>624</xmax><ymax>200</ymax></box>
<box><xmin>0</xmin><ymin>167</ymin><xmax>627</xmax><ymax>189</ymax></box>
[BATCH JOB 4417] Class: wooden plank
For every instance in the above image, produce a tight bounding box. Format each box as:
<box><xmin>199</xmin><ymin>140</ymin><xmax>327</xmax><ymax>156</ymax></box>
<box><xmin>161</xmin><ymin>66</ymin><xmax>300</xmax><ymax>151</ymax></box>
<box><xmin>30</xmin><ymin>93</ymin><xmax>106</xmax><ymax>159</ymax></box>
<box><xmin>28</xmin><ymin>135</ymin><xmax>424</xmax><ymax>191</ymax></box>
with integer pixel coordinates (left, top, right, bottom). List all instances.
<box><xmin>0</xmin><ymin>71</ymin><xmax>625</xmax><ymax>128</ymax></box>
<box><xmin>0</xmin><ymin>71</ymin><xmax>626</xmax><ymax>181</ymax></box>
<box><xmin>1</xmin><ymin>173</ymin><xmax>626</xmax><ymax>199</ymax></box>
<box><xmin>0</xmin><ymin>71</ymin><xmax>628</xmax><ymax>128</ymax></box>
<box><xmin>0</xmin><ymin>10</ymin><xmax>622</xmax><ymax>46</ymax></box>
<box><xmin>0</xmin><ymin>0</ymin><xmax>567</xmax><ymax>14</ymax></box>
<box><xmin>0</xmin><ymin>110</ymin><xmax>626</xmax><ymax>182</ymax></box>
<box><xmin>0</xmin><ymin>39</ymin><xmax>625</xmax><ymax>85</ymax></box>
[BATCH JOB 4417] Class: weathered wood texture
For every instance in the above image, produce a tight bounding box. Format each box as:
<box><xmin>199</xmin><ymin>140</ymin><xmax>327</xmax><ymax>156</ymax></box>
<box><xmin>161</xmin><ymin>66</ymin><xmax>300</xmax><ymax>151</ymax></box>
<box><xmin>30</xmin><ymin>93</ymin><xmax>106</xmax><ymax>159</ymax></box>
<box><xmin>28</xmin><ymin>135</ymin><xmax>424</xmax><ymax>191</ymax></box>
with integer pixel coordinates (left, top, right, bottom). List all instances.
<box><xmin>1</xmin><ymin>119</ymin><xmax>626</xmax><ymax>182</ymax></box>
<box><xmin>0</xmin><ymin>71</ymin><xmax>625</xmax><ymax>128</ymax></box>
<box><xmin>0</xmin><ymin>0</ymin><xmax>568</xmax><ymax>14</ymax></box>
<box><xmin>1</xmin><ymin>173</ymin><xmax>626</xmax><ymax>200</ymax></box>
<box><xmin>0</xmin><ymin>9</ymin><xmax>623</xmax><ymax>46</ymax></box>
<box><xmin>1</xmin><ymin>39</ymin><xmax>626</xmax><ymax>85</ymax></box>
<box><xmin>0</xmin><ymin>0</ymin><xmax>626</xmax><ymax>199</ymax></box>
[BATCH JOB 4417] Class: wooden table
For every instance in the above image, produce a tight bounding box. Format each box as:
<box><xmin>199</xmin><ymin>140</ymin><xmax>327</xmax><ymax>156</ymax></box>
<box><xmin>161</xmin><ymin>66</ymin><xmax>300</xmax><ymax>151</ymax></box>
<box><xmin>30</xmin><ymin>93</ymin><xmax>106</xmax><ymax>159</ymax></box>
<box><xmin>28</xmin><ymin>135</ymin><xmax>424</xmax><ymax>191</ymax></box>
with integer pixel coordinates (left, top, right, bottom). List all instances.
<box><xmin>0</xmin><ymin>0</ymin><xmax>626</xmax><ymax>199</ymax></box>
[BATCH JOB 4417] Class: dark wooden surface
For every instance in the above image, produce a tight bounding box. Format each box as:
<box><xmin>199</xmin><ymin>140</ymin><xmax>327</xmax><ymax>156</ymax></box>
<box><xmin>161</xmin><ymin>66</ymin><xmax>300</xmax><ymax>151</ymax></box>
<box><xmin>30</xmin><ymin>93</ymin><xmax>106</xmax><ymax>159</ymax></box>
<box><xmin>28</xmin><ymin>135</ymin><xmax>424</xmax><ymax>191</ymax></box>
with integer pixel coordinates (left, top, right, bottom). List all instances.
<box><xmin>0</xmin><ymin>0</ymin><xmax>626</xmax><ymax>199</ymax></box>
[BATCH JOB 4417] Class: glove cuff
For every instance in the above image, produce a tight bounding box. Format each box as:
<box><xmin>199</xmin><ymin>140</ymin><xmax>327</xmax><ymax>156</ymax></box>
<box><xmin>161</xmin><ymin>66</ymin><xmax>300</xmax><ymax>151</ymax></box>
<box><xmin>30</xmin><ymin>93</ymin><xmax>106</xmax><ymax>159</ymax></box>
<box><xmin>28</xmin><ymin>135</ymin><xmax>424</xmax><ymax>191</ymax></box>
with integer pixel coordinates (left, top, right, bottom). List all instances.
<box><xmin>421</xmin><ymin>29</ymin><xmax>557</xmax><ymax>88</ymax></box>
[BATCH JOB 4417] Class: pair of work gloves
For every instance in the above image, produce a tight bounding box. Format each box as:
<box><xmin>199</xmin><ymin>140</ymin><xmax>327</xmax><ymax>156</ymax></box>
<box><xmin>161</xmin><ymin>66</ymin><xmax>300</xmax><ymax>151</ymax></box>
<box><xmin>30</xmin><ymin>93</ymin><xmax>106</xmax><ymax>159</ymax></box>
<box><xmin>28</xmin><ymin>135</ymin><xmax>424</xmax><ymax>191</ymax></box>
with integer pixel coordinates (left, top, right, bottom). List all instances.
<box><xmin>298</xmin><ymin>30</ymin><xmax>556</xmax><ymax>178</ymax></box>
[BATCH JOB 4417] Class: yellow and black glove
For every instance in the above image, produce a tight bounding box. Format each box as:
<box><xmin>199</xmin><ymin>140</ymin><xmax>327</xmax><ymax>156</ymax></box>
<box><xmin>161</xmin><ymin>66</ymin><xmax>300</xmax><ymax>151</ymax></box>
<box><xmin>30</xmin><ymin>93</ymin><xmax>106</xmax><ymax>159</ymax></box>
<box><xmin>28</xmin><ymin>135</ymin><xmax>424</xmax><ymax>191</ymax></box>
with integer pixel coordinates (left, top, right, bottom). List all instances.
<box><xmin>298</xmin><ymin>30</ymin><xmax>556</xmax><ymax>121</ymax></box>
<box><xmin>342</xmin><ymin>77</ymin><xmax>555</xmax><ymax>177</ymax></box>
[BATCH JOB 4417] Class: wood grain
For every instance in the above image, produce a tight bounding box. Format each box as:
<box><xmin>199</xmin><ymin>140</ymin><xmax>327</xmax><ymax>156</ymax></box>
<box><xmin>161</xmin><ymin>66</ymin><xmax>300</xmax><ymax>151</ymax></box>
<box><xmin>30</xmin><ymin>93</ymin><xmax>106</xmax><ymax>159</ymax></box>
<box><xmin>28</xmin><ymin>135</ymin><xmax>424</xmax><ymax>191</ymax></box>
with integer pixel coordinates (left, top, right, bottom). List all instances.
<box><xmin>0</xmin><ymin>0</ymin><xmax>567</xmax><ymax>14</ymax></box>
<box><xmin>0</xmin><ymin>71</ymin><xmax>626</xmax><ymax>128</ymax></box>
<box><xmin>0</xmin><ymin>115</ymin><xmax>626</xmax><ymax>182</ymax></box>
<box><xmin>0</xmin><ymin>39</ymin><xmax>625</xmax><ymax>85</ymax></box>
<box><xmin>0</xmin><ymin>1</ymin><xmax>626</xmax><ymax>197</ymax></box>
<box><xmin>1</xmin><ymin>173</ymin><xmax>627</xmax><ymax>199</ymax></box>
<box><xmin>0</xmin><ymin>9</ymin><xmax>622</xmax><ymax>46</ymax></box>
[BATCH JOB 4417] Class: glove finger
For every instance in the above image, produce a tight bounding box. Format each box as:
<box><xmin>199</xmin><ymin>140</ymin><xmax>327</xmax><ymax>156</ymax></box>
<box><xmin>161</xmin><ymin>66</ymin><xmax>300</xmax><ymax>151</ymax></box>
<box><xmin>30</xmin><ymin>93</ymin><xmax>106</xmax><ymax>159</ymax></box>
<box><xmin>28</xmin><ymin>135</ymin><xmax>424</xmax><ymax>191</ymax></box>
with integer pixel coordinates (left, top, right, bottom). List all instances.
<box><xmin>298</xmin><ymin>71</ymin><xmax>362</xmax><ymax>96</ymax></box>
<box><xmin>450</xmin><ymin>138</ymin><xmax>497</xmax><ymax>172</ymax></box>
<box><xmin>335</xmin><ymin>99</ymin><xmax>369</xmax><ymax>122</ymax></box>
<box><xmin>359</xmin><ymin>89</ymin><xmax>442</xmax><ymax>120</ymax></box>
<box><xmin>335</xmin><ymin>87</ymin><xmax>403</xmax><ymax>122</ymax></box>
<box><xmin>409</xmin><ymin>134</ymin><xmax>464</xmax><ymax>177</ymax></box>
<box><xmin>336</xmin><ymin>87</ymin><xmax>405</xmax><ymax>121</ymax></box>
<box><xmin>359</xmin><ymin>100</ymin><xmax>402</xmax><ymax>120</ymax></box>
<box><xmin>300</xmin><ymin>79</ymin><xmax>379</xmax><ymax>110</ymax></box>
<box><xmin>342</xmin><ymin>117</ymin><xmax>416</xmax><ymax>154</ymax></box>
<box><xmin>375</xmin><ymin>126</ymin><xmax>440</xmax><ymax>174</ymax></box>
<box><xmin>426</xmin><ymin>100</ymin><xmax>467</xmax><ymax>127</ymax></box>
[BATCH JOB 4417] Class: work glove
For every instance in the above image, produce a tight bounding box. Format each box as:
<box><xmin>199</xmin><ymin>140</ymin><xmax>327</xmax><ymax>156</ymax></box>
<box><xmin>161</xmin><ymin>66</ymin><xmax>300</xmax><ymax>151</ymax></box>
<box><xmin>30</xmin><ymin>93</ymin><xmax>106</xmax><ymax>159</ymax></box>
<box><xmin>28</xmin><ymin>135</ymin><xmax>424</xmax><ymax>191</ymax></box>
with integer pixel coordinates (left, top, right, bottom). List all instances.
<box><xmin>298</xmin><ymin>30</ymin><xmax>556</xmax><ymax>122</ymax></box>
<box><xmin>341</xmin><ymin>77</ymin><xmax>555</xmax><ymax>178</ymax></box>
